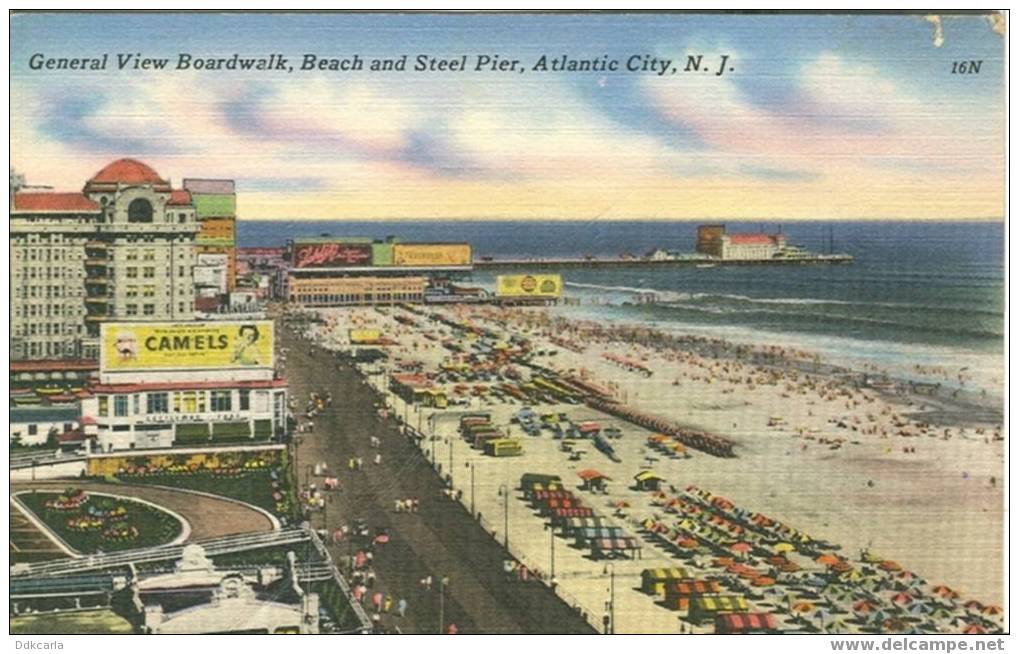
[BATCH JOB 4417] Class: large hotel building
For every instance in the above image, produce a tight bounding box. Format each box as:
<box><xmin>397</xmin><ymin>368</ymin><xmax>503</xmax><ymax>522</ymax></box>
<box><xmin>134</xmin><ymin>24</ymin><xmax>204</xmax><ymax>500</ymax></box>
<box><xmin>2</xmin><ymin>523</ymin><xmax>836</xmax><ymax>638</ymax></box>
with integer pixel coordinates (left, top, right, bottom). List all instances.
<box><xmin>10</xmin><ymin>159</ymin><xmax>200</xmax><ymax>361</ymax></box>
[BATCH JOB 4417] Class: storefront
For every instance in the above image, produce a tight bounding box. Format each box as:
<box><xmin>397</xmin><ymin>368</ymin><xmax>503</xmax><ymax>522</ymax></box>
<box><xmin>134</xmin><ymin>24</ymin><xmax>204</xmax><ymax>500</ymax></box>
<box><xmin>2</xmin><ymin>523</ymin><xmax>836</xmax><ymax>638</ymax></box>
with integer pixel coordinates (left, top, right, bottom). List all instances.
<box><xmin>84</xmin><ymin>379</ymin><xmax>288</xmax><ymax>451</ymax></box>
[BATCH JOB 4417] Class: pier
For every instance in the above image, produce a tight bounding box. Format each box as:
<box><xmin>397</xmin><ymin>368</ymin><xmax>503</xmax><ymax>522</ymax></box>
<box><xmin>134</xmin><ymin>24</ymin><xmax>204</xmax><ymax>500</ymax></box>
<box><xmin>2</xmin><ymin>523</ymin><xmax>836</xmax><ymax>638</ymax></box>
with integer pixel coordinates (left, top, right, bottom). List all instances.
<box><xmin>473</xmin><ymin>254</ymin><xmax>854</xmax><ymax>270</ymax></box>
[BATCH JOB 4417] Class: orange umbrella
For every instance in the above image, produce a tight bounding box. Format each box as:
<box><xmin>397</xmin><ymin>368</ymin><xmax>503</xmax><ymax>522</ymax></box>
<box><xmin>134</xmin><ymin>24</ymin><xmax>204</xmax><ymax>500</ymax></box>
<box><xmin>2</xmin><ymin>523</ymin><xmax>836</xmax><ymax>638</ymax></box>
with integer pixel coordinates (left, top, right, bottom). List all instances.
<box><xmin>730</xmin><ymin>542</ymin><xmax>753</xmax><ymax>554</ymax></box>
<box><xmin>578</xmin><ymin>469</ymin><xmax>610</xmax><ymax>481</ymax></box>
<box><xmin>890</xmin><ymin>592</ymin><xmax>913</xmax><ymax>606</ymax></box>
<box><xmin>792</xmin><ymin>601</ymin><xmax>815</xmax><ymax>614</ymax></box>
<box><xmin>982</xmin><ymin>605</ymin><xmax>1003</xmax><ymax>616</ymax></box>
<box><xmin>962</xmin><ymin>624</ymin><xmax>986</xmax><ymax>635</ymax></box>
<box><xmin>879</xmin><ymin>560</ymin><xmax>902</xmax><ymax>572</ymax></box>
<box><xmin>752</xmin><ymin>576</ymin><xmax>776</xmax><ymax>587</ymax></box>
<box><xmin>816</xmin><ymin>553</ymin><xmax>841</xmax><ymax>566</ymax></box>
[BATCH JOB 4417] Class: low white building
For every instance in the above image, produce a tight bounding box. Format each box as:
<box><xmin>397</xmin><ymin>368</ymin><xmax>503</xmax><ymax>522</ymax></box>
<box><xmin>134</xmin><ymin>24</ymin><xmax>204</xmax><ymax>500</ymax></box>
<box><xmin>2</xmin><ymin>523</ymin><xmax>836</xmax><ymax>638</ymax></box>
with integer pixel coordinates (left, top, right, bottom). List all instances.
<box><xmin>82</xmin><ymin>379</ymin><xmax>288</xmax><ymax>451</ymax></box>
<box><xmin>83</xmin><ymin>319</ymin><xmax>288</xmax><ymax>451</ymax></box>
<box><xmin>10</xmin><ymin>405</ymin><xmax>80</xmax><ymax>447</ymax></box>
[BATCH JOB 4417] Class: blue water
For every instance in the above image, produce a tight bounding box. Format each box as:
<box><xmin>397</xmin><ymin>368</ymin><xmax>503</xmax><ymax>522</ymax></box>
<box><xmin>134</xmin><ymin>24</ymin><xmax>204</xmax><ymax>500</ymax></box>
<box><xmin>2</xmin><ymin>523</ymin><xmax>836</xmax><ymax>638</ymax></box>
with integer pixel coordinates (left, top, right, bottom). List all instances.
<box><xmin>239</xmin><ymin>220</ymin><xmax>1004</xmax><ymax>383</ymax></box>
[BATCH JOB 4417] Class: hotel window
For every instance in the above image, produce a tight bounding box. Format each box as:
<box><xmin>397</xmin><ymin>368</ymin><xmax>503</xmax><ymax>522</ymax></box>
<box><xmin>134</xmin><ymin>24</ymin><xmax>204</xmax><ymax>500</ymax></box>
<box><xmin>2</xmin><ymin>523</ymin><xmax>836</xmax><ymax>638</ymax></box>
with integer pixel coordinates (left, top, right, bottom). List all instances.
<box><xmin>126</xmin><ymin>267</ymin><xmax>137</xmax><ymax>278</ymax></box>
<box><xmin>126</xmin><ymin>305</ymin><xmax>138</xmax><ymax>316</ymax></box>
<box><xmin>126</xmin><ymin>286</ymin><xmax>138</xmax><ymax>298</ymax></box>
<box><xmin>98</xmin><ymin>396</ymin><xmax>108</xmax><ymax>416</ymax></box>
<box><xmin>239</xmin><ymin>389</ymin><xmax>250</xmax><ymax>411</ymax></box>
<box><xmin>211</xmin><ymin>390</ymin><xmax>232</xmax><ymax>412</ymax></box>
<box><xmin>114</xmin><ymin>395</ymin><xmax>129</xmax><ymax>417</ymax></box>
<box><xmin>143</xmin><ymin>249</ymin><xmax>155</xmax><ymax>261</ymax></box>
<box><xmin>126</xmin><ymin>251</ymin><xmax>138</xmax><ymax>261</ymax></box>
<box><xmin>143</xmin><ymin>267</ymin><xmax>155</xmax><ymax>278</ymax></box>
<box><xmin>147</xmin><ymin>392</ymin><xmax>169</xmax><ymax>414</ymax></box>
<box><xmin>143</xmin><ymin>304</ymin><xmax>155</xmax><ymax>316</ymax></box>
<box><xmin>133</xmin><ymin>395</ymin><xmax>140</xmax><ymax>415</ymax></box>
<box><xmin>143</xmin><ymin>285</ymin><xmax>156</xmax><ymax>298</ymax></box>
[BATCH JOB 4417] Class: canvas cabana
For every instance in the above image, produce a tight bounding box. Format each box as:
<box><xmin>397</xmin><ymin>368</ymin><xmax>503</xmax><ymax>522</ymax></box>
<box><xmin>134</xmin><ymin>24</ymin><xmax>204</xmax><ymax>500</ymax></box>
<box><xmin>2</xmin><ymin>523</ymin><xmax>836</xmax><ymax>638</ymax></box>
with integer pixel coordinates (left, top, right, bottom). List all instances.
<box><xmin>714</xmin><ymin>612</ymin><xmax>778</xmax><ymax>635</ymax></box>
<box><xmin>564</xmin><ymin>516</ymin><xmax>611</xmax><ymax>535</ymax></box>
<box><xmin>573</xmin><ymin>526</ymin><xmax>626</xmax><ymax>547</ymax></box>
<box><xmin>520</xmin><ymin>473</ymin><xmax>562</xmax><ymax>491</ymax></box>
<box><xmin>663</xmin><ymin>580</ymin><xmax>723</xmax><ymax>611</ymax></box>
<box><xmin>634</xmin><ymin>470</ymin><xmax>666</xmax><ymax>491</ymax></box>
<box><xmin>687</xmin><ymin>595</ymin><xmax>749</xmax><ymax>623</ymax></box>
<box><xmin>590</xmin><ymin>536</ymin><xmax>642</xmax><ymax>560</ymax></box>
<box><xmin>529</xmin><ymin>489</ymin><xmax>575</xmax><ymax>507</ymax></box>
<box><xmin>578</xmin><ymin>469</ymin><xmax>611</xmax><ymax>491</ymax></box>
<box><xmin>549</xmin><ymin>507</ymin><xmax>596</xmax><ymax>527</ymax></box>
<box><xmin>640</xmin><ymin>567</ymin><xmax>690</xmax><ymax>596</ymax></box>
<box><xmin>536</xmin><ymin>495</ymin><xmax>584</xmax><ymax>516</ymax></box>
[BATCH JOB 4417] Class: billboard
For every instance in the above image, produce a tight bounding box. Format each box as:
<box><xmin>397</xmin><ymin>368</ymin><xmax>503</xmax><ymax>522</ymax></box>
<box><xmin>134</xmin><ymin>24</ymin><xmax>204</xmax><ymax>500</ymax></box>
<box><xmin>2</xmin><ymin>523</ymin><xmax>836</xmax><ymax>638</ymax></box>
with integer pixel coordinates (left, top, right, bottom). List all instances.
<box><xmin>101</xmin><ymin>321</ymin><xmax>274</xmax><ymax>372</ymax></box>
<box><xmin>496</xmin><ymin>274</ymin><xmax>563</xmax><ymax>299</ymax></box>
<box><xmin>392</xmin><ymin>243</ymin><xmax>472</xmax><ymax>267</ymax></box>
<box><xmin>292</xmin><ymin>241</ymin><xmax>373</xmax><ymax>268</ymax></box>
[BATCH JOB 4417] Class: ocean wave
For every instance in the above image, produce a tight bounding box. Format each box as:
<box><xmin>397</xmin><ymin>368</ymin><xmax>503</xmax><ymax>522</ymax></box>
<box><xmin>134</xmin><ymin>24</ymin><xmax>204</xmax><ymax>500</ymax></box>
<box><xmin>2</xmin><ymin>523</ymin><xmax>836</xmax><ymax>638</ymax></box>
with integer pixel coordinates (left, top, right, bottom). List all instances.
<box><xmin>564</xmin><ymin>282</ymin><xmax>1000</xmax><ymax>316</ymax></box>
<box><xmin>651</xmin><ymin>302</ymin><xmax>1003</xmax><ymax>341</ymax></box>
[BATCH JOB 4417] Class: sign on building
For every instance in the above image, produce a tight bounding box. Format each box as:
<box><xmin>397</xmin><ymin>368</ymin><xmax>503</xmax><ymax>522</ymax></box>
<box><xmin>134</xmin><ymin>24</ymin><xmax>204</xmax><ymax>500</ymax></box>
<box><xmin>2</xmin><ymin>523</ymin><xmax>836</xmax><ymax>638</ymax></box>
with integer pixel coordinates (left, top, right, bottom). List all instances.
<box><xmin>100</xmin><ymin>321</ymin><xmax>274</xmax><ymax>373</ymax></box>
<box><xmin>496</xmin><ymin>274</ymin><xmax>563</xmax><ymax>299</ymax></box>
<box><xmin>292</xmin><ymin>241</ymin><xmax>373</xmax><ymax>268</ymax></box>
<box><xmin>392</xmin><ymin>243</ymin><xmax>472</xmax><ymax>267</ymax></box>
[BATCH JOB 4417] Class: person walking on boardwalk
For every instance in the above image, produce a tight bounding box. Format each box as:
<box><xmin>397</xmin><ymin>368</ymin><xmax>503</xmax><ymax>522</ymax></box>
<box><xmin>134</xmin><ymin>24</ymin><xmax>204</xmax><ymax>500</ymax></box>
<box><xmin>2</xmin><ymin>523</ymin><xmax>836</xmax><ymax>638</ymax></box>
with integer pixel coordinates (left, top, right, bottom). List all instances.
<box><xmin>383</xmin><ymin>594</ymin><xmax>393</xmax><ymax>613</ymax></box>
<box><xmin>372</xmin><ymin>591</ymin><xmax>383</xmax><ymax>612</ymax></box>
<box><xmin>397</xmin><ymin>598</ymin><xmax>408</xmax><ymax>618</ymax></box>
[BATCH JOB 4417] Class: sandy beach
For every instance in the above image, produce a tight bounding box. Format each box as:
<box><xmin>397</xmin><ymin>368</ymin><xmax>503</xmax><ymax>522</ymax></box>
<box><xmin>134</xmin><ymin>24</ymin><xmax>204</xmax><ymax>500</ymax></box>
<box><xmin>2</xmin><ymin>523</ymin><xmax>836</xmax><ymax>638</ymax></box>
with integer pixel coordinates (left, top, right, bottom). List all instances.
<box><xmin>298</xmin><ymin>303</ymin><xmax>1005</xmax><ymax>634</ymax></box>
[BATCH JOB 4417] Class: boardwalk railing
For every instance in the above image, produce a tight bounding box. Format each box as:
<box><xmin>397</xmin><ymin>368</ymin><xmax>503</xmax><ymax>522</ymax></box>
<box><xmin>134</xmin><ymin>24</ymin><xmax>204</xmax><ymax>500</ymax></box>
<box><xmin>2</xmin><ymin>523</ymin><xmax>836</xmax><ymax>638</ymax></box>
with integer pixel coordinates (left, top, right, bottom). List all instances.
<box><xmin>11</xmin><ymin>527</ymin><xmax>309</xmax><ymax>578</ymax></box>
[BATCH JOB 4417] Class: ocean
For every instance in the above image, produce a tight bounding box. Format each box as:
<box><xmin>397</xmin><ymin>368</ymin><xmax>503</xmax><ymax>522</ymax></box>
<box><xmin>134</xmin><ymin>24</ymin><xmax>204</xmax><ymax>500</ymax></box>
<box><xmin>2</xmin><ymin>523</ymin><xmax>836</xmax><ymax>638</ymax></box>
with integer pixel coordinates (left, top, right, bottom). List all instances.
<box><xmin>239</xmin><ymin>220</ymin><xmax>1005</xmax><ymax>394</ymax></box>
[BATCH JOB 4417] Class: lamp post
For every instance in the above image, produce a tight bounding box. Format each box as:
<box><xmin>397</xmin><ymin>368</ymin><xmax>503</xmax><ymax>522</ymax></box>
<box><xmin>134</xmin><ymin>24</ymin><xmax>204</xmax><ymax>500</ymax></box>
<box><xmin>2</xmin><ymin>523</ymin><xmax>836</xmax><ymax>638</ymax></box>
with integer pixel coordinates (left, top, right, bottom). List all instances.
<box><xmin>465</xmin><ymin>461</ymin><xmax>476</xmax><ymax>515</ymax></box>
<box><xmin>438</xmin><ymin>576</ymin><xmax>450</xmax><ymax>634</ymax></box>
<box><xmin>497</xmin><ymin>484</ymin><xmax>509</xmax><ymax>549</ymax></box>
<box><xmin>543</xmin><ymin>522</ymin><xmax>556</xmax><ymax>582</ymax></box>
<box><xmin>429</xmin><ymin>415</ymin><xmax>437</xmax><ymax>466</ymax></box>
<box><xmin>603</xmin><ymin>563</ymin><xmax>615</xmax><ymax>634</ymax></box>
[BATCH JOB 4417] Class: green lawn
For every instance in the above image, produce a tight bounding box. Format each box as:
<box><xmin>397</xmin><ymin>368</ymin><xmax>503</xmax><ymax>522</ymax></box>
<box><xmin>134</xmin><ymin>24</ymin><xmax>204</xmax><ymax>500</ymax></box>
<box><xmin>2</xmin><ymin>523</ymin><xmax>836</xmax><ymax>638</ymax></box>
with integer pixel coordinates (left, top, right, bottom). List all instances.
<box><xmin>11</xmin><ymin>609</ymin><xmax>135</xmax><ymax>635</ymax></box>
<box><xmin>114</xmin><ymin>467</ymin><xmax>295</xmax><ymax>520</ymax></box>
<box><xmin>17</xmin><ymin>491</ymin><xmax>183</xmax><ymax>554</ymax></box>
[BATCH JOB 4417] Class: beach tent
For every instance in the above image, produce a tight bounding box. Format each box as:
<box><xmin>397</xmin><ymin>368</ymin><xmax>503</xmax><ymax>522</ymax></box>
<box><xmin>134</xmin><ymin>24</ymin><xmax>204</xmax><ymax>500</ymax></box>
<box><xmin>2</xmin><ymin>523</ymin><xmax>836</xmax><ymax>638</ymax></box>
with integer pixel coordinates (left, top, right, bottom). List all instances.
<box><xmin>714</xmin><ymin>612</ymin><xmax>778</xmax><ymax>635</ymax></box>
<box><xmin>688</xmin><ymin>596</ymin><xmax>750</xmax><ymax>623</ymax></box>
<box><xmin>519</xmin><ymin>473</ymin><xmax>562</xmax><ymax>491</ymax></box>
<box><xmin>573</xmin><ymin>526</ymin><xmax>626</xmax><ymax>547</ymax></box>
<box><xmin>590</xmin><ymin>536</ymin><xmax>642</xmax><ymax>560</ymax></box>
<box><xmin>640</xmin><ymin>568</ymin><xmax>690</xmax><ymax>596</ymax></box>
<box><xmin>565</xmin><ymin>516</ymin><xmax>611</xmax><ymax>535</ymax></box>
<box><xmin>578</xmin><ymin>469</ymin><xmax>611</xmax><ymax>491</ymax></box>
<box><xmin>634</xmin><ymin>470</ymin><xmax>666</xmax><ymax>491</ymax></box>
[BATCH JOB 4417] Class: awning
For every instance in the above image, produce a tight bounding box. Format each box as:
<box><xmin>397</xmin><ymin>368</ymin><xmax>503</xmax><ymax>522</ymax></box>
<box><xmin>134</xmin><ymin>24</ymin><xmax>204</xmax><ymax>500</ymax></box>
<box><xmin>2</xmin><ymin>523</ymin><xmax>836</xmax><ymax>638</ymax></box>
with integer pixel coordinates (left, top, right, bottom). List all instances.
<box><xmin>634</xmin><ymin>471</ymin><xmax>665</xmax><ymax>482</ymax></box>
<box><xmin>578</xmin><ymin>469</ymin><xmax>611</xmax><ymax>481</ymax></box>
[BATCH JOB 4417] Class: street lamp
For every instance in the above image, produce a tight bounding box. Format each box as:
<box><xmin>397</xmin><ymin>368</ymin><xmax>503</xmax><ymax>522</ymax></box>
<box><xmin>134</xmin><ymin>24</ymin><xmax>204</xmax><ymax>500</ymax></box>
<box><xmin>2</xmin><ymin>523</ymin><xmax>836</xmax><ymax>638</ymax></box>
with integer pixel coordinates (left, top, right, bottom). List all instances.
<box><xmin>438</xmin><ymin>576</ymin><xmax>450</xmax><ymax>634</ymax></box>
<box><xmin>497</xmin><ymin>484</ymin><xmax>509</xmax><ymax>549</ymax></box>
<box><xmin>603</xmin><ymin>563</ymin><xmax>615</xmax><ymax>635</ymax></box>
<box><xmin>464</xmin><ymin>461</ymin><xmax>476</xmax><ymax>515</ymax></box>
<box><xmin>543</xmin><ymin>522</ymin><xmax>556</xmax><ymax>583</ymax></box>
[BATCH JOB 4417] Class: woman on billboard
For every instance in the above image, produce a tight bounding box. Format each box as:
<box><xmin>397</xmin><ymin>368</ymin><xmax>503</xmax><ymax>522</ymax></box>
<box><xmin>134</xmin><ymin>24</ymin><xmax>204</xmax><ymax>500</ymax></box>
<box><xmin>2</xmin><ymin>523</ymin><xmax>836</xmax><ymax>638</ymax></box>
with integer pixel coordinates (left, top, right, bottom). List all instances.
<box><xmin>231</xmin><ymin>324</ymin><xmax>262</xmax><ymax>366</ymax></box>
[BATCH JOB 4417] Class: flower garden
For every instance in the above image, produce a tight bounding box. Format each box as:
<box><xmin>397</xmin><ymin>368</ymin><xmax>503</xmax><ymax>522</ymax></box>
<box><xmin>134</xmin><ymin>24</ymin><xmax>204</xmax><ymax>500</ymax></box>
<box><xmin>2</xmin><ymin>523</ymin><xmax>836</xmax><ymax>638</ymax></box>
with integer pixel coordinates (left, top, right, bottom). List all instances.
<box><xmin>95</xmin><ymin>449</ymin><xmax>296</xmax><ymax>524</ymax></box>
<box><xmin>17</xmin><ymin>488</ymin><xmax>184</xmax><ymax>553</ymax></box>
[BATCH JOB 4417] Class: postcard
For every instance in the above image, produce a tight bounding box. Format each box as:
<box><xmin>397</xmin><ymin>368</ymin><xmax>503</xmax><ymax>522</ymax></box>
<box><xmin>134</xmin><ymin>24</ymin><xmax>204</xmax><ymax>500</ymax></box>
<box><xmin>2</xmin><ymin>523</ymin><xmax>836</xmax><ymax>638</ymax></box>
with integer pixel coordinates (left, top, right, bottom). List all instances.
<box><xmin>8</xmin><ymin>10</ymin><xmax>1006</xmax><ymax>640</ymax></box>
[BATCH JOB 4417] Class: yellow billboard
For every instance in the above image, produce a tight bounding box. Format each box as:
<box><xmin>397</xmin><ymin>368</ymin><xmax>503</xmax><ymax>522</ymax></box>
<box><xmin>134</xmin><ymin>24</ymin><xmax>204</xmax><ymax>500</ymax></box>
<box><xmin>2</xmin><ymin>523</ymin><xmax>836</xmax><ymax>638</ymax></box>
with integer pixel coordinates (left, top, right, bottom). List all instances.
<box><xmin>101</xmin><ymin>321</ymin><xmax>274</xmax><ymax>372</ymax></box>
<box><xmin>392</xmin><ymin>243</ymin><xmax>472</xmax><ymax>267</ymax></box>
<box><xmin>496</xmin><ymin>274</ymin><xmax>563</xmax><ymax>298</ymax></box>
<box><xmin>349</xmin><ymin>329</ymin><xmax>382</xmax><ymax>344</ymax></box>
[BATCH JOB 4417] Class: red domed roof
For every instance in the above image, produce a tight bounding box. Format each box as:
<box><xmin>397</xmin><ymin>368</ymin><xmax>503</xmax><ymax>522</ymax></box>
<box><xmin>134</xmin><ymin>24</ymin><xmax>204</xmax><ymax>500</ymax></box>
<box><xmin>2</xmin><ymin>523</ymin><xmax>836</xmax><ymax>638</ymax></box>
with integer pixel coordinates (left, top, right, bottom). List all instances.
<box><xmin>85</xmin><ymin>158</ymin><xmax>169</xmax><ymax>189</ymax></box>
